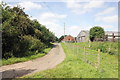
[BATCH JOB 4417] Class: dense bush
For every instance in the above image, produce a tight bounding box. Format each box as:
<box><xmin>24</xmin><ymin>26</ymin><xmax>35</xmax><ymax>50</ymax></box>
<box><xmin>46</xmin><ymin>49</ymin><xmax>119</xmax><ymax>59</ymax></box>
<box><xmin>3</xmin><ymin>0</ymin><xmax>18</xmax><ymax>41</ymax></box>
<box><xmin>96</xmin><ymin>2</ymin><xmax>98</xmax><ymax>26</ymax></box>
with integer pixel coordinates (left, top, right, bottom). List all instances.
<box><xmin>1</xmin><ymin>2</ymin><xmax>57</xmax><ymax>59</ymax></box>
<box><xmin>22</xmin><ymin>35</ymin><xmax>45</xmax><ymax>52</ymax></box>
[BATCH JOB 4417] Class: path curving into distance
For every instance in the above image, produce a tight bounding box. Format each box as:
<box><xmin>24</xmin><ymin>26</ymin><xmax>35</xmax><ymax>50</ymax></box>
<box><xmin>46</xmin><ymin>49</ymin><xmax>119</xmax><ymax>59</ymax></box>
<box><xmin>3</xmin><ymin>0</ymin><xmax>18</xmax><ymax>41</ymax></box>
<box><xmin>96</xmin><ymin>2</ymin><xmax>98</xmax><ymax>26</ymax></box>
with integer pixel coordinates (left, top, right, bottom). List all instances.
<box><xmin>0</xmin><ymin>43</ymin><xmax>66</xmax><ymax>78</ymax></box>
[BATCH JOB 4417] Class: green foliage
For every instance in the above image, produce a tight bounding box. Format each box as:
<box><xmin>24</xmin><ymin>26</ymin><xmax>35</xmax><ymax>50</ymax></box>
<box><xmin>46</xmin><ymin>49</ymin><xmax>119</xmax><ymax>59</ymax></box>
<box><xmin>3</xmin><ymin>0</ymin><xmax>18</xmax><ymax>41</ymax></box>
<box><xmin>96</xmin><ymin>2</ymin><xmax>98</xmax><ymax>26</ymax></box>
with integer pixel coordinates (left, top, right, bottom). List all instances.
<box><xmin>58</xmin><ymin>35</ymin><xmax>67</xmax><ymax>42</ymax></box>
<box><xmin>89</xmin><ymin>26</ymin><xmax>105</xmax><ymax>41</ymax></box>
<box><xmin>1</xmin><ymin>2</ymin><xmax>57</xmax><ymax>59</ymax></box>
<box><xmin>2</xmin><ymin>47</ymin><xmax>52</xmax><ymax>66</ymax></box>
<box><xmin>22</xmin><ymin>35</ymin><xmax>45</xmax><ymax>52</ymax></box>
<box><xmin>90</xmin><ymin>42</ymin><xmax>118</xmax><ymax>55</ymax></box>
<box><xmin>23</xmin><ymin>43</ymin><xmax>118</xmax><ymax>78</ymax></box>
<box><xmin>74</xmin><ymin>42</ymin><xmax>118</xmax><ymax>55</ymax></box>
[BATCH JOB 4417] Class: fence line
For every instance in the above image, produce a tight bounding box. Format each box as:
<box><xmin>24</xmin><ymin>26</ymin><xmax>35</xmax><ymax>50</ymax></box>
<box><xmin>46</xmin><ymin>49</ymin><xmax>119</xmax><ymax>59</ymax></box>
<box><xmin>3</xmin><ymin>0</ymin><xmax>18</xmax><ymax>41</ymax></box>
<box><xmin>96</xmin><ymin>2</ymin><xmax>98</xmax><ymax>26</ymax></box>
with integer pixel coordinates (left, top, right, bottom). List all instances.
<box><xmin>64</xmin><ymin>43</ymin><xmax>118</xmax><ymax>71</ymax></box>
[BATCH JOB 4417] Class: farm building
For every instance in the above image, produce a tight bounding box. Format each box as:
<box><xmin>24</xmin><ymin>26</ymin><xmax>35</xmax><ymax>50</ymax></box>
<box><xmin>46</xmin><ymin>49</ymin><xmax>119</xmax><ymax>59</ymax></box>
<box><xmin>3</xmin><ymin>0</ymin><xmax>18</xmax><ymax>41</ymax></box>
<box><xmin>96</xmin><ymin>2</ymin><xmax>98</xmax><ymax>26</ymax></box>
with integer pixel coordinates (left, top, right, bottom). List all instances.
<box><xmin>62</xmin><ymin>35</ymin><xmax>75</xmax><ymax>42</ymax></box>
<box><xmin>76</xmin><ymin>30</ymin><xmax>89</xmax><ymax>42</ymax></box>
<box><xmin>76</xmin><ymin>30</ymin><xmax>120</xmax><ymax>42</ymax></box>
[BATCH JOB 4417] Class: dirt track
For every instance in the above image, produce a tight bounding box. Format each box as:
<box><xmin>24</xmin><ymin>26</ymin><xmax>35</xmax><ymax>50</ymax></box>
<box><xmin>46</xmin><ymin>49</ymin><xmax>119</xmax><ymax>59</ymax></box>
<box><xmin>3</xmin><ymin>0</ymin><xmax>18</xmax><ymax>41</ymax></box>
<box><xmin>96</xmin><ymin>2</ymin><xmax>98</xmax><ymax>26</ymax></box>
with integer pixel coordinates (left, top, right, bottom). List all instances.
<box><xmin>0</xmin><ymin>43</ymin><xmax>65</xmax><ymax>78</ymax></box>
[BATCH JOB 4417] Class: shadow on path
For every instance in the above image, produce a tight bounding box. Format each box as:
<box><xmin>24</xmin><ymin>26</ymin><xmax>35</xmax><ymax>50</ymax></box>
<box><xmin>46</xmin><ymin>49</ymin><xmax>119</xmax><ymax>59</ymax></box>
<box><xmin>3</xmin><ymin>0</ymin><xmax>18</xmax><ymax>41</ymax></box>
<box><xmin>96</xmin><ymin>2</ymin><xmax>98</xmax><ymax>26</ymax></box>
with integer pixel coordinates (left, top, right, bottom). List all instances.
<box><xmin>53</xmin><ymin>44</ymin><xmax>58</xmax><ymax>48</ymax></box>
<box><xmin>0</xmin><ymin>43</ymin><xmax>65</xmax><ymax>79</ymax></box>
<box><xmin>1</xmin><ymin>68</ymin><xmax>36</xmax><ymax>79</ymax></box>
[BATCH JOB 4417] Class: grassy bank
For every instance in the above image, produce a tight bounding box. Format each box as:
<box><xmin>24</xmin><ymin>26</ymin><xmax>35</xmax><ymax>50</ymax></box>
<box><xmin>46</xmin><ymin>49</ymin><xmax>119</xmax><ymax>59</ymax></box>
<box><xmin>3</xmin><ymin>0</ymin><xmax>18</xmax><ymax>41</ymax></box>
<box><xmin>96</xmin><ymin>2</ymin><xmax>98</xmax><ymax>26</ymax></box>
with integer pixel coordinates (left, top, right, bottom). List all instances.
<box><xmin>2</xmin><ymin>48</ymin><xmax>52</xmax><ymax>66</ymax></box>
<box><xmin>23</xmin><ymin>43</ymin><xmax>118</xmax><ymax>78</ymax></box>
<box><xmin>74</xmin><ymin>42</ymin><xmax>118</xmax><ymax>55</ymax></box>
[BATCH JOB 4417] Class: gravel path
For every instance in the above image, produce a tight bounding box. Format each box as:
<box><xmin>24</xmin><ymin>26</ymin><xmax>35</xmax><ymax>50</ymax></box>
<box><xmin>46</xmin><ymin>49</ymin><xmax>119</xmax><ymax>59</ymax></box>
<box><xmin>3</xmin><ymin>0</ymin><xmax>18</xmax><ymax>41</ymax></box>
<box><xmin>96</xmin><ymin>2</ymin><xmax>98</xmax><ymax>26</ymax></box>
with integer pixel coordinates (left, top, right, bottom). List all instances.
<box><xmin>0</xmin><ymin>43</ymin><xmax>65</xmax><ymax>78</ymax></box>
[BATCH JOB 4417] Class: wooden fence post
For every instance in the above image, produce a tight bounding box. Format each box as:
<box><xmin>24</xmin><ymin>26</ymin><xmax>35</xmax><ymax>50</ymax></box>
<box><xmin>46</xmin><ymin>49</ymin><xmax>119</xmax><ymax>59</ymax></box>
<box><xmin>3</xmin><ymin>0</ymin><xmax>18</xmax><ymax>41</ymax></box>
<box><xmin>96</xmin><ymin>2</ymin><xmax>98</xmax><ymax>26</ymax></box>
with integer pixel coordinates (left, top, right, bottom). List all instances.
<box><xmin>89</xmin><ymin>40</ymin><xmax>91</xmax><ymax>47</ymax></box>
<box><xmin>97</xmin><ymin>49</ymin><xmax>100</xmax><ymax>69</ymax></box>
<box><xmin>106</xmin><ymin>34</ymin><xmax>108</xmax><ymax>41</ymax></box>
<box><xmin>112</xmin><ymin>33</ymin><xmax>115</xmax><ymax>42</ymax></box>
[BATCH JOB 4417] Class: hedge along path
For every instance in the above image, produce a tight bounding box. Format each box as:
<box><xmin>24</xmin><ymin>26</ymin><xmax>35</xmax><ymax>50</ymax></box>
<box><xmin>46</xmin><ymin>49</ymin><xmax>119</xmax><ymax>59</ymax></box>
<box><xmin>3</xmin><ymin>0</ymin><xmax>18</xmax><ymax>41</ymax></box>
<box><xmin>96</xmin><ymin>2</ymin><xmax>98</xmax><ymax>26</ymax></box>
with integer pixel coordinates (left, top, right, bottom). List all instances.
<box><xmin>0</xmin><ymin>43</ymin><xmax>66</xmax><ymax>78</ymax></box>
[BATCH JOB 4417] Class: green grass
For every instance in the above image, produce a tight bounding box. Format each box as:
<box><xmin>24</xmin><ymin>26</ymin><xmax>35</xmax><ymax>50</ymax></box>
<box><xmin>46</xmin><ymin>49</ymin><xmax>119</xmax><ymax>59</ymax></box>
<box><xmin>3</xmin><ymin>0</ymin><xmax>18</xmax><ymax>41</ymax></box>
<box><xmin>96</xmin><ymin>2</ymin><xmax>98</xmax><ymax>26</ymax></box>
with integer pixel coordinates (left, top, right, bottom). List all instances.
<box><xmin>23</xmin><ymin>43</ymin><xmax>118</xmax><ymax>78</ymax></box>
<box><xmin>2</xmin><ymin>48</ymin><xmax>52</xmax><ymax>66</ymax></box>
<box><xmin>74</xmin><ymin>42</ymin><xmax>118</xmax><ymax>55</ymax></box>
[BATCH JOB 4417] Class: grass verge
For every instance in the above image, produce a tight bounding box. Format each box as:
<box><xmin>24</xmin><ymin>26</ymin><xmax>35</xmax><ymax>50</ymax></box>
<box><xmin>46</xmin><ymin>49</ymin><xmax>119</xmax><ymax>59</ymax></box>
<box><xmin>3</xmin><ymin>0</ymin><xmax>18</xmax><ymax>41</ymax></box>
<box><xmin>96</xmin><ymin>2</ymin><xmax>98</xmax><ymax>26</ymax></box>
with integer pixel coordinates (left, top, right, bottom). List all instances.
<box><xmin>2</xmin><ymin>48</ymin><xmax>52</xmax><ymax>66</ymax></box>
<box><xmin>23</xmin><ymin>43</ymin><xmax>118</xmax><ymax>78</ymax></box>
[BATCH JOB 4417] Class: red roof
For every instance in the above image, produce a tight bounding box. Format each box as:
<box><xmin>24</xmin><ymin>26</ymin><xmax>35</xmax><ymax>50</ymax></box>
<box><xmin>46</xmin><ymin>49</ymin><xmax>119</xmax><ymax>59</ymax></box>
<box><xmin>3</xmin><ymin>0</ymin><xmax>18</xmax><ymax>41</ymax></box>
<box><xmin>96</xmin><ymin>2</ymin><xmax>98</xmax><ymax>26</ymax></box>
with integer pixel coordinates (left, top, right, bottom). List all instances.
<box><xmin>62</xmin><ymin>35</ymin><xmax>75</xmax><ymax>41</ymax></box>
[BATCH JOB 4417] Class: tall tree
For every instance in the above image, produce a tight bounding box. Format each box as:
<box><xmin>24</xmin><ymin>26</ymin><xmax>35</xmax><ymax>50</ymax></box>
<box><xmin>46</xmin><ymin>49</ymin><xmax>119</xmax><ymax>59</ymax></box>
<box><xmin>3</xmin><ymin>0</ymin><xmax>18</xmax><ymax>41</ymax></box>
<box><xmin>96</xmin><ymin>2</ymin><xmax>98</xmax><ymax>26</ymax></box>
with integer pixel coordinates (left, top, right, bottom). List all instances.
<box><xmin>1</xmin><ymin>2</ymin><xmax>57</xmax><ymax>59</ymax></box>
<box><xmin>89</xmin><ymin>26</ymin><xmax>105</xmax><ymax>42</ymax></box>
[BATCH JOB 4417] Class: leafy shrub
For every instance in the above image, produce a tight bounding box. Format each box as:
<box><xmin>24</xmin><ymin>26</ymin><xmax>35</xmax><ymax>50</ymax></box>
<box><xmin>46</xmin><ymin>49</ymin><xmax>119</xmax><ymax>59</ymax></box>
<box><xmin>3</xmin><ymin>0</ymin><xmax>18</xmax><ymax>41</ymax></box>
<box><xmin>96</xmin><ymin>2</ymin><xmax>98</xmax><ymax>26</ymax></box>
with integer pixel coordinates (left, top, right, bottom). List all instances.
<box><xmin>22</xmin><ymin>35</ymin><xmax>46</xmax><ymax>53</ymax></box>
<box><xmin>3</xmin><ymin>52</ymin><xmax>13</xmax><ymax>59</ymax></box>
<box><xmin>2</xmin><ymin>3</ymin><xmax>57</xmax><ymax>59</ymax></box>
<box><xmin>97</xmin><ymin>45</ymin><xmax>107</xmax><ymax>53</ymax></box>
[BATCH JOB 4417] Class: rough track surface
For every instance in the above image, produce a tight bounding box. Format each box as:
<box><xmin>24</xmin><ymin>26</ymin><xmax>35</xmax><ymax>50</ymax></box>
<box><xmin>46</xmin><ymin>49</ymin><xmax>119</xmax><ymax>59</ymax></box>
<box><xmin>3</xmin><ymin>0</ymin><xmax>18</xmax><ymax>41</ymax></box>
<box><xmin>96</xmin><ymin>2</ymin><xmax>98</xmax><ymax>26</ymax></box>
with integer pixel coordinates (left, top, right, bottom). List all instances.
<box><xmin>0</xmin><ymin>43</ymin><xmax>65</xmax><ymax>78</ymax></box>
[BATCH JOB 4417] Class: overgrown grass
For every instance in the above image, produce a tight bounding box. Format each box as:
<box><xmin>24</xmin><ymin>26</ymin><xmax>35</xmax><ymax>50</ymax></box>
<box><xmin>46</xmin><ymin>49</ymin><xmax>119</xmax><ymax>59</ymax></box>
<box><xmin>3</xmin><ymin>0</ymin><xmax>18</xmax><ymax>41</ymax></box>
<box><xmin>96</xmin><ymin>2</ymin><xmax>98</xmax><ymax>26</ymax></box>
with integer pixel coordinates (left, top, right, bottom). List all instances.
<box><xmin>74</xmin><ymin>42</ymin><xmax>118</xmax><ymax>55</ymax></box>
<box><xmin>2</xmin><ymin>48</ymin><xmax>52</xmax><ymax>66</ymax></box>
<box><xmin>23</xmin><ymin>43</ymin><xmax>118</xmax><ymax>78</ymax></box>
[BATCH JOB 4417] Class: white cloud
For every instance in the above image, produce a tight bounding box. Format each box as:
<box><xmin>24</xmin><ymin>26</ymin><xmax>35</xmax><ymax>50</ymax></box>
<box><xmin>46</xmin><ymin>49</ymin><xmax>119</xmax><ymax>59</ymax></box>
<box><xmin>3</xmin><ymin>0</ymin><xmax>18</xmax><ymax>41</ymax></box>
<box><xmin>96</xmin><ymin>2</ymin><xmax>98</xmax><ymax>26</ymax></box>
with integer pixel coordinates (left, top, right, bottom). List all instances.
<box><xmin>66</xmin><ymin>1</ymin><xmax>82</xmax><ymax>9</ymax></box>
<box><xmin>66</xmin><ymin>1</ymin><xmax>105</xmax><ymax>15</ymax></box>
<box><xmin>40</xmin><ymin>12</ymin><xmax>67</xmax><ymax>23</ymax></box>
<box><xmin>17</xmin><ymin>1</ymin><xmax>42</xmax><ymax>11</ymax></box>
<box><xmin>66</xmin><ymin>26</ymin><xmax>81</xmax><ymax>37</ymax></box>
<box><xmin>3</xmin><ymin>0</ymin><xmax>120</xmax><ymax>2</ymax></box>
<box><xmin>84</xmin><ymin>1</ymin><xmax>104</xmax><ymax>9</ymax></box>
<box><xmin>31</xmin><ymin>12</ymin><xmax>67</xmax><ymax>38</ymax></box>
<box><xmin>95</xmin><ymin>7</ymin><xmax>117</xmax><ymax>24</ymax></box>
<box><xmin>96</xmin><ymin>15</ymin><xmax>118</xmax><ymax>23</ymax></box>
<box><xmin>94</xmin><ymin>24</ymin><xmax>118</xmax><ymax>31</ymax></box>
<box><xmin>96</xmin><ymin>7</ymin><xmax>116</xmax><ymax>16</ymax></box>
<box><xmin>95</xmin><ymin>24</ymin><xmax>113</xmax><ymax>28</ymax></box>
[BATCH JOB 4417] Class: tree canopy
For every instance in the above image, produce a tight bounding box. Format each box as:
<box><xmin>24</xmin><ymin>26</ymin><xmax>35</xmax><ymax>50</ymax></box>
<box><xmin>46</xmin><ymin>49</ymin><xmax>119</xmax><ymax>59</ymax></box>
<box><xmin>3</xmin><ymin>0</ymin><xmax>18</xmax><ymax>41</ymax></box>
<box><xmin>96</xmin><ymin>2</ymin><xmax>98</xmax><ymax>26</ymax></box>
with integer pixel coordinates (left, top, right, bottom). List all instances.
<box><xmin>1</xmin><ymin>2</ymin><xmax>57</xmax><ymax>59</ymax></box>
<box><xmin>89</xmin><ymin>26</ymin><xmax>105</xmax><ymax>42</ymax></box>
<box><xmin>58</xmin><ymin>35</ymin><xmax>67</xmax><ymax>42</ymax></box>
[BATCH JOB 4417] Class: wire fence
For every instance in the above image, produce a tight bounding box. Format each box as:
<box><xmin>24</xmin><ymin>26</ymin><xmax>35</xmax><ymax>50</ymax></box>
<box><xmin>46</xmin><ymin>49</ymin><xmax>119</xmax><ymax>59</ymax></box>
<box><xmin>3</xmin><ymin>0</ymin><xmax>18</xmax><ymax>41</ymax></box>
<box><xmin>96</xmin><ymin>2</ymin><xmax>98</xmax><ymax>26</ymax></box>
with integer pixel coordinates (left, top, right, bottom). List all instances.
<box><xmin>64</xmin><ymin>42</ymin><xmax>118</xmax><ymax>72</ymax></box>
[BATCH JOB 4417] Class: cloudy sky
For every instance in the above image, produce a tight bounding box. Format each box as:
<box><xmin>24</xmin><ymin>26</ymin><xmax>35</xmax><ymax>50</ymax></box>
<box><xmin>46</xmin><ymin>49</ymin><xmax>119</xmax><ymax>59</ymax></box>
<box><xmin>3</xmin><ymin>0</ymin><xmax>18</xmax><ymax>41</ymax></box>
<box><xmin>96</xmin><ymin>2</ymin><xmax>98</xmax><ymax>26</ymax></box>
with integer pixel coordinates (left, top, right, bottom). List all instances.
<box><xmin>5</xmin><ymin>0</ymin><xmax>118</xmax><ymax>38</ymax></box>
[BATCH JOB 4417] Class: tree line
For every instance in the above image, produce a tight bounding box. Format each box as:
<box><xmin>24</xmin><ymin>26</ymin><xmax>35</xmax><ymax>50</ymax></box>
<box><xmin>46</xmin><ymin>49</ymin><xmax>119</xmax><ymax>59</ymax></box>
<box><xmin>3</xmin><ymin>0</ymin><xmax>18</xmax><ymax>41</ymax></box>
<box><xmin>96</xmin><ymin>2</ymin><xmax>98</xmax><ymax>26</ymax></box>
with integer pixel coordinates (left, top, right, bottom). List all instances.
<box><xmin>1</xmin><ymin>2</ymin><xmax>58</xmax><ymax>59</ymax></box>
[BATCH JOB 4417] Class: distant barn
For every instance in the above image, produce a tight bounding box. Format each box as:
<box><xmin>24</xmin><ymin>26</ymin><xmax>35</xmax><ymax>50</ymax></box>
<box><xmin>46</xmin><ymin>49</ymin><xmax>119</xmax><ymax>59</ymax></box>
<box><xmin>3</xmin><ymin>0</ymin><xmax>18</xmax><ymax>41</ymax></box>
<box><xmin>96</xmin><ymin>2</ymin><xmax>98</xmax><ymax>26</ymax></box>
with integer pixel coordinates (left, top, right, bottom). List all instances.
<box><xmin>76</xmin><ymin>30</ymin><xmax>89</xmax><ymax>42</ymax></box>
<box><xmin>76</xmin><ymin>30</ymin><xmax>120</xmax><ymax>42</ymax></box>
<box><xmin>62</xmin><ymin>35</ymin><xmax>75</xmax><ymax>42</ymax></box>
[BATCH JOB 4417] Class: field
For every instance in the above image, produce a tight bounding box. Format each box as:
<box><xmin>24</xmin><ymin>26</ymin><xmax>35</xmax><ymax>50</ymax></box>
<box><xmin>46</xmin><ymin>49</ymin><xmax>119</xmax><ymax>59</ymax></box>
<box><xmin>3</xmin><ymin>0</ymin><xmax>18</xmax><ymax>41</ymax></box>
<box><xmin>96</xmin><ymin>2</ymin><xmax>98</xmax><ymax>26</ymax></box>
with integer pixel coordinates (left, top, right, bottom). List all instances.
<box><xmin>23</xmin><ymin>42</ymin><xmax>118</xmax><ymax>78</ymax></box>
<box><xmin>2</xmin><ymin>48</ymin><xmax>52</xmax><ymax>66</ymax></box>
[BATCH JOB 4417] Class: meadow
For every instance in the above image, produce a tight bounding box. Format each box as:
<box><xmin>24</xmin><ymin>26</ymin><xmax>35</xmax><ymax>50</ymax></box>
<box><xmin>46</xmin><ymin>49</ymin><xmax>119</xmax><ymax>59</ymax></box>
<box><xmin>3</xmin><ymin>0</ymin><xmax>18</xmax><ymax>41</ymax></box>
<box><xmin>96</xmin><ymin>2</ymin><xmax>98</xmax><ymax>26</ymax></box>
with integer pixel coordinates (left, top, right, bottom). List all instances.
<box><xmin>23</xmin><ymin>42</ymin><xmax>118</xmax><ymax>78</ymax></box>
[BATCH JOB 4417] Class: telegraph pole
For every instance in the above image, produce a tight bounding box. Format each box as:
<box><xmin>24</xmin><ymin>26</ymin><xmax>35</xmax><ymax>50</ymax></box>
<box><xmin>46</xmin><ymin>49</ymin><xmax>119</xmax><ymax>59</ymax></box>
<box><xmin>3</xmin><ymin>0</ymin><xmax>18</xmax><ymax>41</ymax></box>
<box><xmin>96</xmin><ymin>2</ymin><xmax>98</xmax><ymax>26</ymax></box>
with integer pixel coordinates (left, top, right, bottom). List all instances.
<box><xmin>64</xmin><ymin>22</ymin><xmax>65</xmax><ymax>38</ymax></box>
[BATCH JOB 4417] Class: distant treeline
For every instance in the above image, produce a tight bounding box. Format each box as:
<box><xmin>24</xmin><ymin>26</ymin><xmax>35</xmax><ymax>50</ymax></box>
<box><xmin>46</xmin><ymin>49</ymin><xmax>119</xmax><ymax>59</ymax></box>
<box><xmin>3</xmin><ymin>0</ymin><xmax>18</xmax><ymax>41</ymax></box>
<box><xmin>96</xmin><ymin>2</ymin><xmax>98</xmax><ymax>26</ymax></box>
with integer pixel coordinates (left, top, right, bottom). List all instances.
<box><xmin>1</xmin><ymin>2</ymin><xmax>58</xmax><ymax>59</ymax></box>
